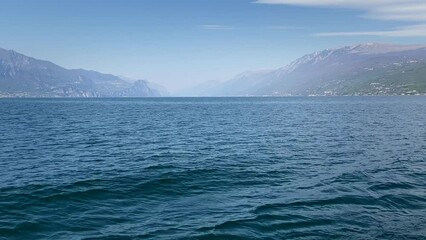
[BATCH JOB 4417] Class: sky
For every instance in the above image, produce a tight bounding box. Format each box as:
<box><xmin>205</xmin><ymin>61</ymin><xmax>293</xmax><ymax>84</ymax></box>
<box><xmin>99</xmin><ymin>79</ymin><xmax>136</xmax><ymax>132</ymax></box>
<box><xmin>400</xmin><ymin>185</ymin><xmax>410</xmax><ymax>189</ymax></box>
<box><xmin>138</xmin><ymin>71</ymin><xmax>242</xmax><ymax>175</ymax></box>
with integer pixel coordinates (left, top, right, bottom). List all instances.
<box><xmin>1</xmin><ymin>0</ymin><xmax>426</xmax><ymax>92</ymax></box>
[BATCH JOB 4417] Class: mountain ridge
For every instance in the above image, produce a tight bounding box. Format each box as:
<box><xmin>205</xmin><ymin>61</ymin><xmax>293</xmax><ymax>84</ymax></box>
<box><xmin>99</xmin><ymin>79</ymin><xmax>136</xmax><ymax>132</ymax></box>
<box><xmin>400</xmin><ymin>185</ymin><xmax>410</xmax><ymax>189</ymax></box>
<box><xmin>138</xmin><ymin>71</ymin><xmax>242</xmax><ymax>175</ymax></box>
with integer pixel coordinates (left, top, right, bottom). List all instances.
<box><xmin>0</xmin><ymin>48</ymin><xmax>163</xmax><ymax>97</ymax></box>
<box><xmin>188</xmin><ymin>43</ymin><xmax>426</xmax><ymax>96</ymax></box>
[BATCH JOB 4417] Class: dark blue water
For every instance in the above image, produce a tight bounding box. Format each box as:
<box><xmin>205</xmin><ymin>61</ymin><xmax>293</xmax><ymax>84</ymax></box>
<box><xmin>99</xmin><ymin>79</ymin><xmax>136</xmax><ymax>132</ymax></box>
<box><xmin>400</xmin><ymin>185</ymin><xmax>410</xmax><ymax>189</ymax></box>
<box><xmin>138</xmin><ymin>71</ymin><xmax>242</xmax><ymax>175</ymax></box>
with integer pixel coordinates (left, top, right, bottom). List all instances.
<box><xmin>0</xmin><ymin>97</ymin><xmax>425</xmax><ymax>240</ymax></box>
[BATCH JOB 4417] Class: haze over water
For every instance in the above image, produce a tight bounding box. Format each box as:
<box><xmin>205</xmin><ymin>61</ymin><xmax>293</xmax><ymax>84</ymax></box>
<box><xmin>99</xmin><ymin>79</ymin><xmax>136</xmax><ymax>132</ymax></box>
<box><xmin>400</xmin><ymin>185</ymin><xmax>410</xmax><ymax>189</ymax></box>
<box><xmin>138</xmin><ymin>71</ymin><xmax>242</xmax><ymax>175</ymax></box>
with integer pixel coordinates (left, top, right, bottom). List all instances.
<box><xmin>0</xmin><ymin>97</ymin><xmax>425</xmax><ymax>239</ymax></box>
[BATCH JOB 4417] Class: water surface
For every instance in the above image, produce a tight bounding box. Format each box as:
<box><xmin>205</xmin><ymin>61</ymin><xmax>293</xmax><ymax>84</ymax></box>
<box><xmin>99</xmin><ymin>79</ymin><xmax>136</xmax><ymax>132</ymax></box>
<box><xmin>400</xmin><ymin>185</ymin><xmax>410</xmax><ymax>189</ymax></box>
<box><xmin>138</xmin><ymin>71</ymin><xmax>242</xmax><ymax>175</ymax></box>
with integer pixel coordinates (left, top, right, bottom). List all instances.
<box><xmin>0</xmin><ymin>97</ymin><xmax>425</xmax><ymax>239</ymax></box>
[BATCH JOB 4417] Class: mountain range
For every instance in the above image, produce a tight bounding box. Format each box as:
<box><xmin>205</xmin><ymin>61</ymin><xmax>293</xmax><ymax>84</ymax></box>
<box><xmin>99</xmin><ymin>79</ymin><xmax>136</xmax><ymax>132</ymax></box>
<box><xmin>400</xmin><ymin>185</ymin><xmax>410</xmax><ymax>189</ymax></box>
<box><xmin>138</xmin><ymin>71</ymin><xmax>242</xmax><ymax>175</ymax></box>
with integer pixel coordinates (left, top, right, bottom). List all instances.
<box><xmin>0</xmin><ymin>48</ymin><xmax>162</xmax><ymax>97</ymax></box>
<box><xmin>186</xmin><ymin>43</ymin><xmax>426</xmax><ymax>96</ymax></box>
<box><xmin>2</xmin><ymin>43</ymin><xmax>426</xmax><ymax>97</ymax></box>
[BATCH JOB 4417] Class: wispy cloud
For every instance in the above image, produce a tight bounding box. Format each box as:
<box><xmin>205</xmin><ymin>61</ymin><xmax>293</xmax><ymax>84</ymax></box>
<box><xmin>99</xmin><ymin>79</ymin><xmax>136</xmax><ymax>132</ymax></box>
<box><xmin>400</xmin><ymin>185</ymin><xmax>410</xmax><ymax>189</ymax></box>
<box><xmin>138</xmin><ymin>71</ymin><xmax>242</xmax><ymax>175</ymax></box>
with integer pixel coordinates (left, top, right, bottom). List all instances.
<box><xmin>315</xmin><ymin>24</ymin><xmax>426</xmax><ymax>37</ymax></box>
<box><xmin>255</xmin><ymin>0</ymin><xmax>426</xmax><ymax>21</ymax></box>
<box><xmin>255</xmin><ymin>0</ymin><xmax>426</xmax><ymax>37</ymax></box>
<box><xmin>267</xmin><ymin>25</ymin><xmax>306</xmax><ymax>30</ymax></box>
<box><xmin>369</xmin><ymin>3</ymin><xmax>426</xmax><ymax>21</ymax></box>
<box><xmin>201</xmin><ymin>25</ymin><xmax>234</xmax><ymax>30</ymax></box>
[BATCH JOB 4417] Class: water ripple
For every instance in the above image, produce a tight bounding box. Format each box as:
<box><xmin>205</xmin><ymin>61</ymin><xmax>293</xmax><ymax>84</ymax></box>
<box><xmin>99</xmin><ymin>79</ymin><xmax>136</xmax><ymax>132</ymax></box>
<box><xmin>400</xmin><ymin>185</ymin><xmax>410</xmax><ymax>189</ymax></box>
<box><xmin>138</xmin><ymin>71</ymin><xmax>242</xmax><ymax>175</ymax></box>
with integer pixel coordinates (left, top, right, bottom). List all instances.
<box><xmin>0</xmin><ymin>97</ymin><xmax>425</xmax><ymax>239</ymax></box>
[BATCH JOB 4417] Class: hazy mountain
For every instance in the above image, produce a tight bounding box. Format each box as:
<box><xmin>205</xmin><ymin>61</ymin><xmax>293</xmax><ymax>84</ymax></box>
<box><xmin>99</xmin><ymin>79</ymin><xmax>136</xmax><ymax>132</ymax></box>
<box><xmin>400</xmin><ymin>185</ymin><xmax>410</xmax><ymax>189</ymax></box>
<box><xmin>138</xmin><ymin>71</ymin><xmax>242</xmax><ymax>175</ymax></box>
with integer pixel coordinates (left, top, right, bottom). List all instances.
<box><xmin>177</xmin><ymin>80</ymin><xmax>223</xmax><ymax>96</ymax></box>
<box><xmin>195</xmin><ymin>43</ymin><xmax>426</xmax><ymax>96</ymax></box>
<box><xmin>0</xmin><ymin>48</ymin><xmax>162</xmax><ymax>97</ymax></box>
<box><xmin>119</xmin><ymin>76</ymin><xmax>170</xmax><ymax>97</ymax></box>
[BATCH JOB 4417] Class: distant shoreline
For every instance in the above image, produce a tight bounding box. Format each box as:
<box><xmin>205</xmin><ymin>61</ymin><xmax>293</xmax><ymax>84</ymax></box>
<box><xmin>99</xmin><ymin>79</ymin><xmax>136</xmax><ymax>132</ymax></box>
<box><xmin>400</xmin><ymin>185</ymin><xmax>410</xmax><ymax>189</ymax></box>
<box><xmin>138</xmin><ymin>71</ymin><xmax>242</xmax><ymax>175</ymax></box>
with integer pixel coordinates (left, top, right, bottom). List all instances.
<box><xmin>1</xmin><ymin>95</ymin><xmax>426</xmax><ymax>99</ymax></box>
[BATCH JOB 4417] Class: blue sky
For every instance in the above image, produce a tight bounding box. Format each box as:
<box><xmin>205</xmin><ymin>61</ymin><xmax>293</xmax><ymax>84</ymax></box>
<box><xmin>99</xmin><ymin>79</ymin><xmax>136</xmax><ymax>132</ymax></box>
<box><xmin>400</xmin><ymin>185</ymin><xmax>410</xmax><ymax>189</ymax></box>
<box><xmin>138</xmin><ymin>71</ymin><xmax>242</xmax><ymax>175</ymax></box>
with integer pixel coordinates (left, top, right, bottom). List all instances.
<box><xmin>1</xmin><ymin>0</ymin><xmax>426</xmax><ymax>92</ymax></box>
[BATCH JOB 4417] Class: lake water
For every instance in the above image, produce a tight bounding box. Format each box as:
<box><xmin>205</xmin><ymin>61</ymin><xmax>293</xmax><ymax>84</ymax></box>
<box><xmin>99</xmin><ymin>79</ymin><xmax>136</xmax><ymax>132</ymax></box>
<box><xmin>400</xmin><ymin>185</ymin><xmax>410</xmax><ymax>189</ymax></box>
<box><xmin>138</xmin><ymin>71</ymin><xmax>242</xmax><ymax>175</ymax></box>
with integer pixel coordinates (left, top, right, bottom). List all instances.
<box><xmin>0</xmin><ymin>97</ymin><xmax>425</xmax><ymax>239</ymax></box>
